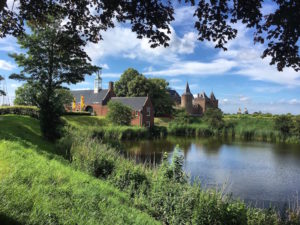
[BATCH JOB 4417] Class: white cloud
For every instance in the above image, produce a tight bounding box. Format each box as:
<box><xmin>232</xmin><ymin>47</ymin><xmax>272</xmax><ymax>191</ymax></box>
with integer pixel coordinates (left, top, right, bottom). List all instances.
<box><xmin>85</xmin><ymin>24</ymin><xmax>197</xmax><ymax>64</ymax></box>
<box><xmin>146</xmin><ymin>59</ymin><xmax>237</xmax><ymax>77</ymax></box>
<box><xmin>215</xmin><ymin>23</ymin><xmax>300</xmax><ymax>86</ymax></box>
<box><xmin>99</xmin><ymin>63</ymin><xmax>109</xmax><ymax>70</ymax></box>
<box><xmin>239</xmin><ymin>96</ymin><xmax>250</xmax><ymax>102</ymax></box>
<box><xmin>0</xmin><ymin>60</ymin><xmax>15</xmax><ymax>71</ymax></box>
<box><xmin>288</xmin><ymin>99</ymin><xmax>300</xmax><ymax>105</ymax></box>
<box><xmin>10</xmin><ymin>83</ymin><xmax>21</xmax><ymax>88</ymax></box>
<box><xmin>0</xmin><ymin>36</ymin><xmax>19</xmax><ymax>53</ymax></box>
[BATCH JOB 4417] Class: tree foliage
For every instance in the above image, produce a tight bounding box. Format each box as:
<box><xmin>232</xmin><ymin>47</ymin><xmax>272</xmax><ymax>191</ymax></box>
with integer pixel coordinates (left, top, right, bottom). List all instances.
<box><xmin>1</xmin><ymin>0</ymin><xmax>300</xmax><ymax>71</ymax></box>
<box><xmin>9</xmin><ymin>17</ymin><xmax>99</xmax><ymax>141</ymax></box>
<box><xmin>204</xmin><ymin>108</ymin><xmax>225</xmax><ymax>130</ymax></box>
<box><xmin>107</xmin><ymin>101</ymin><xmax>133</xmax><ymax>126</ymax></box>
<box><xmin>0</xmin><ymin>75</ymin><xmax>5</xmax><ymax>96</ymax></box>
<box><xmin>14</xmin><ymin>83</ymin><xmax>73</xmax><ymax>108</ymax></box>
<box><xmin>115</xmin><ymin>68</ymin><xmax>174</xmax><ymax>116</ymax></box>
<box><xmin>274</xmin><ymin>115</ymin><xmax>294</xmax><ymax>137</ymax></box>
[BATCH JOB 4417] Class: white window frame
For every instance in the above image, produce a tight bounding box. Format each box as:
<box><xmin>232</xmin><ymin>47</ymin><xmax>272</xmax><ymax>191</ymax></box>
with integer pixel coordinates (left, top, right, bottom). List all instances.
<box><xmin>135</xmin><ymin>111</ymin><xmax>139</xmax><ymax>117</ymax></box>
<box><xmin>146</xmin><ymin>107</ymin><xmax>151</xmax><ymax>116</ymax></box>
<box><xmin>146</xmin><ymin>121</ymin><xmax>151</xmax><ymax>127</ymax></box>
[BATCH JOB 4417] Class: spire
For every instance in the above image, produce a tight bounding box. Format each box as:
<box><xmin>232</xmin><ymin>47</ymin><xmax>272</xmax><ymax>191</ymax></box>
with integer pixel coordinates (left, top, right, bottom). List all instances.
<box><xmin>185</xmin><ymin>82</ymin><xmax>191</xmax><ymax>94</ymax></box>
<box><xmin>210</xmin><ymin>91</ymin><xmax>216</xmax><ymax>100</ymax></box>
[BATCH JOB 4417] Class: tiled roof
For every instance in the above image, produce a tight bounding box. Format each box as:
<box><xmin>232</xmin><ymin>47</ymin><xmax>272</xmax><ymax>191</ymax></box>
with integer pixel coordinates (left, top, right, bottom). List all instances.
<box><xmin>110</xmin><ymin>97</ymin><xmax>148</xmax><ymax>111</ymax></box>
<box><xmin>71</xmin><ymin>89</ymin><xmax>109</xmax><ymax>104</ymax></box>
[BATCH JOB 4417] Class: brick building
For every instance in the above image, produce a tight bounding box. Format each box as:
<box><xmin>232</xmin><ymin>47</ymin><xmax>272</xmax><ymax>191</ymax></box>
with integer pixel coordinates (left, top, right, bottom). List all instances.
<box><xmin>181</xmin><ymin>82</ymin><xmax>218</xmax><ymax>115</ymax></box>
<box><xmin>70</xmin><ymin>73</ymin><xmax>154</xmax><ymax>127</ymax></box>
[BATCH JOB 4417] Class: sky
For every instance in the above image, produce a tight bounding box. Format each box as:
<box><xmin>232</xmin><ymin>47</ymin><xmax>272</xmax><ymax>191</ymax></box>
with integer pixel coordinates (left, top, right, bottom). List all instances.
<box><xmin>0</xmin><ymin>2</ymin><xmax>300</xmax><ymax>114</ymax></box>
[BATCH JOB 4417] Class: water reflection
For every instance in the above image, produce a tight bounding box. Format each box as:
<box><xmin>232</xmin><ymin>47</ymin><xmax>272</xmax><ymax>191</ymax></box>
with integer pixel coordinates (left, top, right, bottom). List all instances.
<box><xmin>122</xmin><ymin>137</ymin><xmax>300</xmax><ymax>208</ymax></box>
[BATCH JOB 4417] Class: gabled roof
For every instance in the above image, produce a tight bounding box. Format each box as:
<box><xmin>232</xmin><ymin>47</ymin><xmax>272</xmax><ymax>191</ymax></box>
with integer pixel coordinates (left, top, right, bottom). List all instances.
<box><xmin>110</xmin><ymin>97</ymin><xmax>148</xmax><ymax>111</ymax></box>
<box><xmin>71</xmin><ymin>89</ymin><xmax>109</xmax><ymax>104</ymax></box>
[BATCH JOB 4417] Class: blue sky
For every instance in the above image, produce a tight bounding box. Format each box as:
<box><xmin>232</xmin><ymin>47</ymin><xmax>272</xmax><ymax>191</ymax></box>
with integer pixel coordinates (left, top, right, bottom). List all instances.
<box><xmin>1</xmin><ymin>2</ymin><xmax>300</xmax><ymax>114</ymax></box>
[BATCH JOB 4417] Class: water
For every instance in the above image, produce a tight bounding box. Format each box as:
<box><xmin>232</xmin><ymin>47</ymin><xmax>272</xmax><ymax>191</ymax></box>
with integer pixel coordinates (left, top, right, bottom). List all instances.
<box><xmin>122</xmin><ymin>137</ymin><xmax>300</xmax><ymax>208</ymax></box>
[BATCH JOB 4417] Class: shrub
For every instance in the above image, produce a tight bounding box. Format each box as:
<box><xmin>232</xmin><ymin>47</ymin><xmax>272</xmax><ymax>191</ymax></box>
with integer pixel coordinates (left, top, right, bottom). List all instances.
<box><xmin>204</xmin><ymin>108</ymin><xmax>225</xmax><ymax>130</ymax></box>
<box><xmin>107</xmin><ymin>101</ymin><xmax>133</xmax><ymax>126</ymax></box>
<box><xmin>0</xmin><ymin>106</ymin><xmax>39</xmax><ymax>118</ymax></box>
<box><xmin>274</xmin><ymin>115</ymin><xmax>294</xmax><ymax>138</ymax></box>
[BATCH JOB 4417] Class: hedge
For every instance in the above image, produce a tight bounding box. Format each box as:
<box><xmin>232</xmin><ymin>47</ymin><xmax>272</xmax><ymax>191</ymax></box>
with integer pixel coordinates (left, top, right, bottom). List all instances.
<box><xmin>0</xmin><ymin>106</ymin><xmax>39</xmax><ymax>118</ymax></box>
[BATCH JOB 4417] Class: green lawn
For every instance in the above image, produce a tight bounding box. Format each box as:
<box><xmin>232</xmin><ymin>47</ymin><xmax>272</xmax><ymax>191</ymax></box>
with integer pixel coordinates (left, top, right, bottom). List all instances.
<box><xmin>0</xmin><ymin>115</ymin><xmax>159</xmax><ymax>225</ymax></box>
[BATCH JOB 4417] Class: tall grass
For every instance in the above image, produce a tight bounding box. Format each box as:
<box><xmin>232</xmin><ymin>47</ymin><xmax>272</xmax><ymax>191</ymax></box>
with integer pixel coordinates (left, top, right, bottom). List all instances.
<box><xmin>0</xmin><ymin>140</ymin><xmax>159</xmax><ymax>225</ymax></box>
<box><xmin>62</xmin><ymin>128</ymin><xmax>300</xmax><ymax>225</ymax></box>
<box><xmin>168</xmin><ymin>114</ymin><xmax>300</xmax><ymax>144</ymax></box>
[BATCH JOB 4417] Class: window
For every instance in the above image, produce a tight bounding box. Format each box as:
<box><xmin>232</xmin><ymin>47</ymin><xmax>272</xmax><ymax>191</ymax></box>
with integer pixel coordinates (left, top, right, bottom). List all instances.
<box><xmin>146</xmin><ymin>107</ymin><xmax>151</xmax><ymax>116</ymax></box>
<box><xmin>146</xmin><ymin>121</ymin><xmax>150</xmax><ymax>127</ymax></box>
<box><xmin>135</xmin><ymin>111</ymin><xmax>139</xmax><ymax>117</ymax></box>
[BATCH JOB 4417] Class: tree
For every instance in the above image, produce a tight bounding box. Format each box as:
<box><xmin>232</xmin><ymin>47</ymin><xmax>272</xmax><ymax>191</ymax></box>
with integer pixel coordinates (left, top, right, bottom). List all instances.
<box><xmin>14</xmin><ymin>83</ymin><xmax>73</xmax><ymax>108</ymax></box>
<box><xmin>9</xmin><ymin>17</ymin><xmax>99</xmax><ymax>141</ymax></box>
<box><xmin>1</xmin><ymin>1</ymin><xmax>300</xmax><ymax>72</ymax></box>
<box><xmin>147</xmin><ymin>78</ymin><xmax>174</xmax><ymax>116</ymax></box>
<box><xmin>0</xmin><ymin>75</ymin><xmax>5</xmax><ymax>96</ymax></box>
<box><xmin>115</xmin><ymin>68</ymin><xmax>174</xmax><ymax>116</ymax></box>
<box><xmin>274</xmin><ymin>115</ymin><xmax>294</xmax><ymax>137</ymax></box>
<box><xmin>107</xmin><ymin>101</ymin><xmax>132</xmax><ymax>126</ymax></box>
<box><xmin>204</xmin><ymin>108</ymin><xmax>224</xmax><ymax>130</ymax></box>
<box><xmin>115</xmin><ymin>68</ymin><xmax>143</xmax><ymax>97</ymax></box>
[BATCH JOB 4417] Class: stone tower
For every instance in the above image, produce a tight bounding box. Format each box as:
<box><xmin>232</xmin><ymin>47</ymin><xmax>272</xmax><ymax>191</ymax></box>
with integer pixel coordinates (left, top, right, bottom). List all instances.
<box><xmin>181</xmin><ymin>82</ymin><xmax>193</xmax><ymax>114</ymax></box>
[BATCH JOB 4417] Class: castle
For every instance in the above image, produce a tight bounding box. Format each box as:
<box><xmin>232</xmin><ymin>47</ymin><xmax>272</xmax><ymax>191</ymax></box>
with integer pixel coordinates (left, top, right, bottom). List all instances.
<box><xmin>181</xmin><ymin>82</ymin><xmax>218</xmax><ymax>115</ymax></box>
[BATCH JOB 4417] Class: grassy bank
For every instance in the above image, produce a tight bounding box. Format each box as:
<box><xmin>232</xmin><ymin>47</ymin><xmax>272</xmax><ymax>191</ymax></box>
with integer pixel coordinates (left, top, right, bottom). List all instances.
<box><xmin>0</xmin><ymin>115</ymin><xmax>159</xmax><ymax>225</ymax></box>
<box><xmin>165</xmin><ymin>114</ymin><xmax>300</xmax><ymax>144</ymax></box>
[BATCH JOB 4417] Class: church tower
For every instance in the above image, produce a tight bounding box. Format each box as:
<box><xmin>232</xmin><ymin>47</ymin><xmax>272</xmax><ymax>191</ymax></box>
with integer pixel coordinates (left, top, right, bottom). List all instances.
<box><xmin>94</xmin><ymin>68</ymin><xmax>102</xmax><ymax>93</ymax></box>
<box><xmin>181</xmin><ymin>82</ymin><xmax>193</xmax><ymax>114</ymax></box>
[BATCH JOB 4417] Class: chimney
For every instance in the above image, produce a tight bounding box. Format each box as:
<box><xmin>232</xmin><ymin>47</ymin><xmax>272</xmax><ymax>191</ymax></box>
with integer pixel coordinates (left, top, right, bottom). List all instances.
<box><xmin>108</xmin><ymin>81</ymin><xmax>114</xmax><ymax>91</ymax></box>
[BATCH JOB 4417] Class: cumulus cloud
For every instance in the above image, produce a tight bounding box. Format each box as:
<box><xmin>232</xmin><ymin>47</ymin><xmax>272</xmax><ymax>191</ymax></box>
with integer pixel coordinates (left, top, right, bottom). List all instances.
<box><xmin>85</xmin><ymin>24</ymin><xmax>198</xmax><ymax>64</ymax></box>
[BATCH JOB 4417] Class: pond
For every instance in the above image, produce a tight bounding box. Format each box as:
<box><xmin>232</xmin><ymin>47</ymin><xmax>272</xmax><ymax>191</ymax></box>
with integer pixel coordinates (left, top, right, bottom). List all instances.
<box><xmin>122</xmin><ymin>137</ymin><xmax>300</xmax><ymax>208</ymax></box>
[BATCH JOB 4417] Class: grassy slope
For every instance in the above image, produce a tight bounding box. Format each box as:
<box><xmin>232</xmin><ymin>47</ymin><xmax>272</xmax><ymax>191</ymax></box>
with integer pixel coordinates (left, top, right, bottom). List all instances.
<box><xmin>0</xmin><ymin>115</ymin><xmax>159</xmax><ymax>225</ymax></box>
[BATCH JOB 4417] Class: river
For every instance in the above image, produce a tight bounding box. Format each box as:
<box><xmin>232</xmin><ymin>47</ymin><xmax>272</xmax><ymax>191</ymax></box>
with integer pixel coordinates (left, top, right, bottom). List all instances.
<box><xmin>122</xmin><ymin>137</ymin><xmax>300</xmax><ymax>208</ymax></box>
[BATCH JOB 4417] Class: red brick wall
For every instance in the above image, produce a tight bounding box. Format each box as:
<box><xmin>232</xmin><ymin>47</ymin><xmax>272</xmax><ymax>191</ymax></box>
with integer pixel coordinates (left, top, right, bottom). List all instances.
<box><xmin>67</xmin><ymin>96</ymin><xmax>154</xmax><ymax>127</ymax></box>
<box><xmin>140</xmin><ymin>98</ymin><xmax>154</xmax><ymax>127</ymax></box>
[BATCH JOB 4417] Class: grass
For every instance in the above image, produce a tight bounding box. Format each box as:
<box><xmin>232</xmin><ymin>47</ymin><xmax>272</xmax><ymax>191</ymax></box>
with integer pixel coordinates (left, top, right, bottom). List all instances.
<box><xmin>0</xmin><ymin>115</ymin><xmax>159</xmax><ymax>225</ymax></box>
<box><xmin>0</xmin><ymin>114</ymin><xmax>55</xmax><ymax>152</ymax></box>
<box><xmin>0</xmin><ymin>141</ymin><xmax>159</xmax><ymax>225</ymax></box>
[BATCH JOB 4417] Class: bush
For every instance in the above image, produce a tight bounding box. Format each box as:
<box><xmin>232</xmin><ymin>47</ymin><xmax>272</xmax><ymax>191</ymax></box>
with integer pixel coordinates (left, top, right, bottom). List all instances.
<box><xmin>107</xmin><ymin>101</ymin><xmax>133</xmax><ymax>126</ymax></box>
<box><xmin>274</xmin><ymin>115</ymin><xmax>294</xmax><ymax>138</ymax></box>
<box><xmin>0</xmin><ymin>106</ymin><xmax>39</xmax><ymax>118</ymax></box>
<box><xmin>204</xmin><ymin>108</ymin><xmax>225</xmax><ymax>130</ymax></box>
